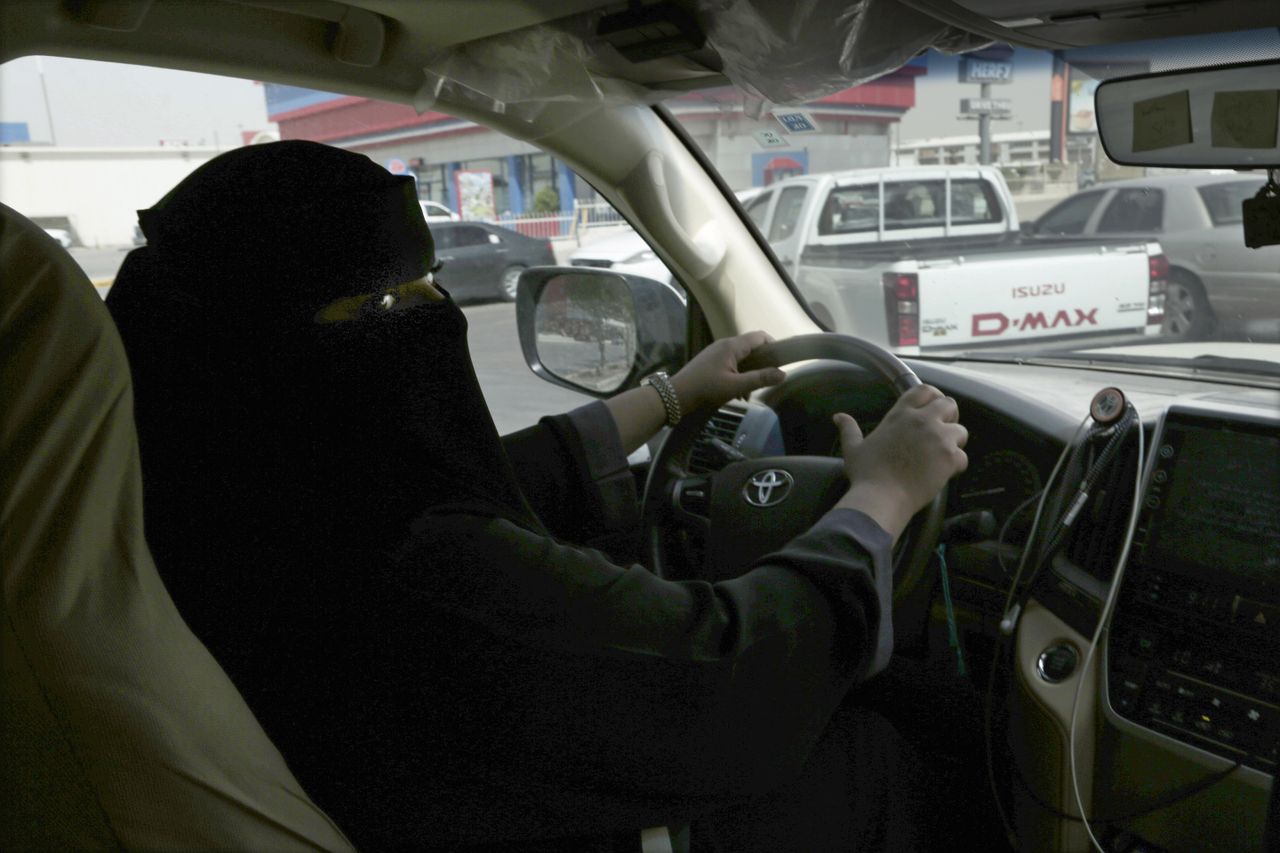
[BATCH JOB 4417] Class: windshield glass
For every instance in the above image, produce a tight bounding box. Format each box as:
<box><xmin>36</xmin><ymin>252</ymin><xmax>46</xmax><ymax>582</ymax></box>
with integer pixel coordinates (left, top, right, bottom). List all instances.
<box><xmin>672</xmin><ymin>28</ymin><xmax>1280</xmax><ymax>377</ymax></box>
<box><xmin>4</xmin><ymin>25</ymin><xmax>1277</xmax><ymax>391</ymax></box>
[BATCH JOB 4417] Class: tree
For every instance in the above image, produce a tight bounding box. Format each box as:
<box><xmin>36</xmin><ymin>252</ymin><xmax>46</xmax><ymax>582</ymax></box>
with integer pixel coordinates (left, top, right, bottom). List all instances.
<box><xmin>531</xmin><ymin>185</ymin><xmax>559</xmax><ymax>214</ymax></box>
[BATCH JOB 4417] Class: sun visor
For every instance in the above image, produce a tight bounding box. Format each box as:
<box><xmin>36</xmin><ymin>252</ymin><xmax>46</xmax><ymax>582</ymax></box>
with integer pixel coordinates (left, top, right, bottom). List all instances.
<box><xmin>414</xmin><ymin>0</ymin><xmax>988</xmax><ymax>125</ymax></box>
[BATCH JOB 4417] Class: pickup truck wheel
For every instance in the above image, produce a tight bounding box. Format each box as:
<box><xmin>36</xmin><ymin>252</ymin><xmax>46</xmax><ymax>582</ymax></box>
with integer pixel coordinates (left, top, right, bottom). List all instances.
<box><xmin>499</xmin><ymin>265</ymin><xmax>525</xmax><ymax>302</ymax></box>
<box><xmin>1162</xmin><ymin>270</ymin><xmax>1214</xmax><ymax>341</ymax></box>
<box><xmin>641</xmin><ymin>334</ymin><xmax>944</xmax><ymax>604</ymax></box>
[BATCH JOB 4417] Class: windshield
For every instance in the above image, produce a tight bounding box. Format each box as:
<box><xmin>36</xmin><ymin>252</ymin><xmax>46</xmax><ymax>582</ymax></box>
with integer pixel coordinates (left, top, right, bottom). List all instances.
<box><xmin>672</xmin><ymin>28</ymin><xmax>1280</xmax><ymax>378</ymax></box>
<box><xmin>3</xmin><ymin>25</ymin><xmax>1277</xmax><ymax>393</ymax></box>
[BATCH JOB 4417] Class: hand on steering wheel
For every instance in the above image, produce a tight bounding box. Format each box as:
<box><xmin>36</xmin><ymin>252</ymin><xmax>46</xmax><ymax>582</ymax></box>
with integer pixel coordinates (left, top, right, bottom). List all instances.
<box><xmin>668</xmin><ymin>330</ymin><xmax>788</xmax><ymax>412</ymax></box>
<box><xmin>833</xmin><ymin>385</ymin><xmax>969</xmax><ymax>541</ymax></box>
<box><xmin>642</xmin><ymin>333</ymin><xmax>965</xmax><ymax>605</ymax></box>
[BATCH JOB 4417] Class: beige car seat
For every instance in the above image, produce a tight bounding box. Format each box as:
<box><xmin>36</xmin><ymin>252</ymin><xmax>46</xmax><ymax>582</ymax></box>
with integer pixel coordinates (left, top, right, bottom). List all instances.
<box><xmin>0</xmin><ymin>202</ymin><xmax>354</xmax><ymax>851</ymax></box>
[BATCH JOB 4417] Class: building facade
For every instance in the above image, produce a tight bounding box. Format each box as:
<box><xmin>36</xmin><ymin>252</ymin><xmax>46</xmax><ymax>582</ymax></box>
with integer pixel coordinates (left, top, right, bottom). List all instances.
<box><xmin>265</xmin><ymin>61</ymin><xmax>926</xmax><ymax>218</ymax></box>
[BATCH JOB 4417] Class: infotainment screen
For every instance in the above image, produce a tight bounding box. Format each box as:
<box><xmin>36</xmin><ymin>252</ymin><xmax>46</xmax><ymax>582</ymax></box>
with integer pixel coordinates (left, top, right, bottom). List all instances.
<box><xmin>1143</xmin><ymin>420</ymin><xmax>1280</xmax><ymax>585</ymax></box>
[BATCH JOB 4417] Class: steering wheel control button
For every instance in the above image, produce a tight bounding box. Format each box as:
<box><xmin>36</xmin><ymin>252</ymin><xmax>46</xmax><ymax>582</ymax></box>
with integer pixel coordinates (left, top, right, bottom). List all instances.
<box><xmin>743</xmin><ymin>469</ymin><xmax>793</xmax><ymax>507</ymax></box>
<box><xmin>1037</xmin><ymin>643</ymin><xmax>1079</xmax><ymax>683</ymax></box>
<box><xmin>675</xmin><ymin>478</ymin><xmax>710</xmax><ymax>517</ymax></box>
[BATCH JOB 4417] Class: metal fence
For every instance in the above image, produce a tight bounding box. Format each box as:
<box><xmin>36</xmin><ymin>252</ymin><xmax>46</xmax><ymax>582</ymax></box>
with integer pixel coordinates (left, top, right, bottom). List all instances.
<box><xmin>476</xmin><ymin>200</ymin><xmax>630</xmax><ymax>241</ymax></box>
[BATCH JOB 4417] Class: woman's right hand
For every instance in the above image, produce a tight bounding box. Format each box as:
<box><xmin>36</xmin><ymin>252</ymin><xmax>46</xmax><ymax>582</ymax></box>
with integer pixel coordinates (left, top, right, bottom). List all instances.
<box><xmin>832</xmin><ymin>384</ymin><xmax>969</xmax><ymax>540</ymax></box>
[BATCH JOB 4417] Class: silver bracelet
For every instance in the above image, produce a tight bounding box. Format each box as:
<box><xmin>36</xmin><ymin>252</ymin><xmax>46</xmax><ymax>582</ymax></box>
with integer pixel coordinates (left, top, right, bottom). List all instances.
<box><xmin>642</xmin><ymin>371</ymin><xmax>682</xmax><ymax>427</ymax></box>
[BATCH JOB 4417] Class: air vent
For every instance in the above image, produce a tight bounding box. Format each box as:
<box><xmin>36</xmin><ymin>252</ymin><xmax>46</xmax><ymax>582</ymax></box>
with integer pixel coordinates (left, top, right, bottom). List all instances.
<box><xmin>1064</xmin><ymin>430</ymin><xmax>1142</xmax><ymax>583</ymax></box>
<box><xmin>688</xmin><ymin>405</ymin><xmax>746</xmax><ymax>474</ymax></box>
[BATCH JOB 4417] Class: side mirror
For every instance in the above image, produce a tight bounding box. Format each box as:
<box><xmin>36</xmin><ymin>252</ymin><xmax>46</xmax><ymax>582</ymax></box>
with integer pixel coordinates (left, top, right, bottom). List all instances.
<box><xmin>1020</xmin><ymin>221</ymin><xmax>1037</xmax><ymax>236</ymax></box>
<box><xmin>515</xmin><ymin>267</ymin><xmax>687</xmax><ymax>397</ymax></box>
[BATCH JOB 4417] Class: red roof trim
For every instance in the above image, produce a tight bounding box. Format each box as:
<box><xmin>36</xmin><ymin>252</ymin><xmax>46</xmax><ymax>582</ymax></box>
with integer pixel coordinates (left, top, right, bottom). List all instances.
<box><xmin>269</xmin><ymin>95</ymin><xmax>365</xmax><ymax>123</ymax></box>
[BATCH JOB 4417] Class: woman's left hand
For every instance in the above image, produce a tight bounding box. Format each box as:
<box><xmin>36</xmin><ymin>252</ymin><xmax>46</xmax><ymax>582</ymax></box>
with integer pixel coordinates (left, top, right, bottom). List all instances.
<box><xmin>669</xmin><ymin>331</ymin><xmax>787</xmax><ymax>412</ymax></box>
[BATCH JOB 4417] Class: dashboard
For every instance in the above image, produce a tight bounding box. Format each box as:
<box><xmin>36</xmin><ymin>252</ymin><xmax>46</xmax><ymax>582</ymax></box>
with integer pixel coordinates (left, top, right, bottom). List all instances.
<box><xmin>691</xmin><ymin>357</ymin><xmax>1280</xmax><ymax>852</ymax></box>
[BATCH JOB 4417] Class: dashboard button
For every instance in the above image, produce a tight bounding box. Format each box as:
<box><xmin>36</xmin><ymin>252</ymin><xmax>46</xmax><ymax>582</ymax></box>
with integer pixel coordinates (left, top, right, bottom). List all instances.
<box><xmin>1251</xmin><ymin>670</ymin><xmax>1280</xmax><ymax>701</ymax></box>
<box><xmin>1038</xmin><ymin>644</ymin><xmax>1079</xmax><ymax>683</ymax></box>
<box><xmin>1132</xmin><ymin>630</ymin><xmax>1159</xmax><ymax>657</ymax></box>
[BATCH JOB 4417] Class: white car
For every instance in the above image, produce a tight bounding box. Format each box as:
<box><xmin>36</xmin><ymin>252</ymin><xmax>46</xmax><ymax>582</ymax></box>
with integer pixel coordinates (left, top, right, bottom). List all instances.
<box><xmin>569</xmin><ymin>229</ymin><xmax>673</xmax><ymax>283</ymax></box>
<box><xmin>419</xmin><ymin>200</ymin><xmax>460</xmax><ymax>222</ymax></box>
<box><xmin>43</xmin><ymin>227</ymin><xmax>72</xmax><ymax>248</ymax></box>
<box><xmin>570</xmin><ymin>189</ymin><xmax>760</xmax><ymax>283</ymax></box>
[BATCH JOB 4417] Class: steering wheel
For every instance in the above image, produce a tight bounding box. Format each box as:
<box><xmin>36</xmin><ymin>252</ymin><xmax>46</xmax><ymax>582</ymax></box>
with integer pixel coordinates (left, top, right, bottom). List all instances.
<box><xmin>641</xmin><ymin>333</ymin><xmax>945</xmax><ymax>601</ymax></box>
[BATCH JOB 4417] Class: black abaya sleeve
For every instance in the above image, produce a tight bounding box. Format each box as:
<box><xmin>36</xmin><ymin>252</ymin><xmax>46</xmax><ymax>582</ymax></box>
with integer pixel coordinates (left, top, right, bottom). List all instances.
<box><xmin>353</xmin><ymin>505</ymin><xmax>895</xmax><ymax>846</ymax></box>
<box><xmin>501</xmin><ymin>402</ymin><xmax>640</xmax><ymax>553</ymax></box>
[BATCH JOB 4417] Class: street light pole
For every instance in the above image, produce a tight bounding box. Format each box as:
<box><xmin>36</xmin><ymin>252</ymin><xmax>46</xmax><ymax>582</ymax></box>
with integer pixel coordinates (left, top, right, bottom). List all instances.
<box><xmin>36</xmin><ymin>57</ymin><xmax>58</xmax><ymax>146</ymax></box>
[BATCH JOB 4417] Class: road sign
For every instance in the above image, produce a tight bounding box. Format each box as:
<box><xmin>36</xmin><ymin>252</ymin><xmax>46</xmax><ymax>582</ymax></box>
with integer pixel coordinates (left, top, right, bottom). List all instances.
<box><xmin>385</xmin><ymin>157</ymin><xmax>408</xmax><ymax>174</ymax></box>
<box><xmin>774</xmin><ymin>109</ymin><xmax>819</xmax><ymax>134</ymax></box>
<box><xmin>753</xmin><ymin>129</ymin><xmax>789</xmax><ymax>148</ymax></box>
<box><xmin>960</xmin><ymin>98</ymin><xmax>1013</xmax><ymax>115</ymax></box>
<box><xmin>960</xmin><ymin>58</ymin><xmax>1014</xmax><ymax>84</ymax></box>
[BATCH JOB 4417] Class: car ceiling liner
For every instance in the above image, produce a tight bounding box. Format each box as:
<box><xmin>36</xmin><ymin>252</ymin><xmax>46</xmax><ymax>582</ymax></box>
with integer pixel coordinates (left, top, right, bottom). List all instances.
<box><xmin>414</xmin><ymin>0</ymin><xmax>989</xmax><ymax>126</ymax></box>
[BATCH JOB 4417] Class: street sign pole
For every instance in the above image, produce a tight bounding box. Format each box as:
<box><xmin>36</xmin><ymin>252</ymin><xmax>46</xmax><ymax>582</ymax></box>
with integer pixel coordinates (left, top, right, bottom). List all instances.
<box><xmin>979</xmin><ymin>81</ymin><xmax>992</xmax><ymax>165</ymax></box>
<box><xmin>959</xmin><ymin>54</ymin><xmax>1013</xmax><ymax>166</ymax></box>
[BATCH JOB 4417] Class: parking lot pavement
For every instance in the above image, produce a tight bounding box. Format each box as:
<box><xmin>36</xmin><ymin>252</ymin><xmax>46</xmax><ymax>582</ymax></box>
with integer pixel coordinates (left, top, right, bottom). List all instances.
<box><xmin>463</xmin><ymin>302</ymin><xmax>595</xmax><ymax>434</ymax></box>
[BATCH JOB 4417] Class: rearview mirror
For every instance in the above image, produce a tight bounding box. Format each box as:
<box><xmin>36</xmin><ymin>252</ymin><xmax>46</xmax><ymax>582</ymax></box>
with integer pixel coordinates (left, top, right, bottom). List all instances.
<box><xmin>515</xmin><ymin>267</ymin><xmax>686</xmax><ymax>397</ymax></box>
<box><xmin>1095</xmin><ymin>59</ymin><xmax>1280</xmax><ymax>168</ymax></box>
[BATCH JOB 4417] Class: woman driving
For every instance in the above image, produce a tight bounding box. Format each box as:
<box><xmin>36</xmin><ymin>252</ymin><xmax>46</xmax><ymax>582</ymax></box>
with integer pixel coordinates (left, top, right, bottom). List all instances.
<box><xmin>105</xmin><ymin>140</ymin><xmax>968</xmax><ymax>851</ymax></box>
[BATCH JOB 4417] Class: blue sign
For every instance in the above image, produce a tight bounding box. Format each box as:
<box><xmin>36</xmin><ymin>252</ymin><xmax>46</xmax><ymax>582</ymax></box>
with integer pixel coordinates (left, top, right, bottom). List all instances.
<box><xmin>960</xmin><ymin>58</ymin><xmax>1014</xmax><ymax>84</ymax></box>
<box><xmin>0</xmin><ymin>122</ymin><xmax>30</xmax><ymax>144</ymax></box>
<box><xmin>775</xmin><ymin>111</ymin><xmax>818</xmax><ymax>134</ymax></box>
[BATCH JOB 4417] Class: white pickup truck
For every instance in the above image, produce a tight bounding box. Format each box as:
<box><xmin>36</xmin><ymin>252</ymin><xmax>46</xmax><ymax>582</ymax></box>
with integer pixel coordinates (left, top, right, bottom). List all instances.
<box><xmin>750</xmin><ymin>166</ymin><xmax>1167</xmax><ymax>354</ymax></box>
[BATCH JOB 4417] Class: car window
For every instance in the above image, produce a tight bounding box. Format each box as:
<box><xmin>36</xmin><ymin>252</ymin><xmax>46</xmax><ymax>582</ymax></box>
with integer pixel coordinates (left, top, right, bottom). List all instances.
<box><xmin>767</xmin><ymin>186</ymin><xmax>808</xmax><ymax>242</ymax></box>
<box><xmin>1035</xmin><ymin>190</ymin><xmax>1105</xmax><ymax>235</ymax></box>
<box><xmin>1197</xmin><ymin>181</ymin><xmax>1264</xmax><ymax>226</ymax></box>
<box><xmin>450</xmin><ymin>226</ymin><xmax>491</xmax><ymax>248</ymax></box>
<box><xmin>884</xmin><ymin>180</ymin><xmax>944</xmax><ymax>229</ymax></box>
<box><xmin>0</xmin><ymin>56</ymin><xmax>673</xmax><ymax>434</ymax></box>
<box><xmin>743</xmin><ymin>191</ymin><xmax>773</xmax><ymax>229</ymax></box>
<box><xmin>819</xmin><ymin>184</ymin><xmax>878</xmax><ymax>235</ymax></box>
<box><xmin>431</xmin><ymin>226</ymin><xmax>458</xmax><ymax>250</ymax></box>
<box><xmin>1096</xmin><ymin>187</ymin><xmax>1164</xmax><ymax>233</ymax></box>
<box><xmin>949</xmin><ymin>179</ymin><xmax>1002</xmax><ymax>225</ymax></box>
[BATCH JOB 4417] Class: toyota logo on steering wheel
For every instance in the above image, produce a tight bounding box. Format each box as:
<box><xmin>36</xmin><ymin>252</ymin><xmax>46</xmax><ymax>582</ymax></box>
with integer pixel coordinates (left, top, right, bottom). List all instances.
<box><xmin>744</xmin><ymin>469</ymin><xmax>794</xmax><ymax>507</ymax></box>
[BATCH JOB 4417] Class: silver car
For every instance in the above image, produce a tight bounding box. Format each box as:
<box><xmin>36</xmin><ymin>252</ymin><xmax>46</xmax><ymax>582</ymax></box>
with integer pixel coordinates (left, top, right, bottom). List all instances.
<box><xmin>1032</xmin><ymin>173</ymin><xmax>1280</xmax><ymax>341</ymax></box>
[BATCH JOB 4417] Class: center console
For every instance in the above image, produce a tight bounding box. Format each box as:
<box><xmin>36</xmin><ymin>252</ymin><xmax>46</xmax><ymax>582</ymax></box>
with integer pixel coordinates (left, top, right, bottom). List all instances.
<box><xmin>1106</xmin><ymin>404</ymin><xmax>1280</xmax><ymax>771</ymax></box>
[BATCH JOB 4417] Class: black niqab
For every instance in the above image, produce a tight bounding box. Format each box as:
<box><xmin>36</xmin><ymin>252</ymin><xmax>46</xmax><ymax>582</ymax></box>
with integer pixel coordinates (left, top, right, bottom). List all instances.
<box><xmin>107</xmin><ymin>140</ymin><xmax>539</xmax><ymax>694</ymax></box>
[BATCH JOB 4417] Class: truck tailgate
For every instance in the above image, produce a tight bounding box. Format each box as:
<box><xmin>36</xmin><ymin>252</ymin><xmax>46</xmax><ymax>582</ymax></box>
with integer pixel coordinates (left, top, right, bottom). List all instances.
<box><xmin>917</xmin><ymin>251</ymin><xmax>1150</xmax><ymax>349</ymax></box>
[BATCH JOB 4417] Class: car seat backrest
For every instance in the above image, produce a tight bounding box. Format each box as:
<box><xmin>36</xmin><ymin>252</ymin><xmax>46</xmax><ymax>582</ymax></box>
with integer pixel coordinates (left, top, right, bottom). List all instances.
<box><xmin>0</xmin><ymin>202</ymin><xmax>354</xmax><ymax>851</ymax></box>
